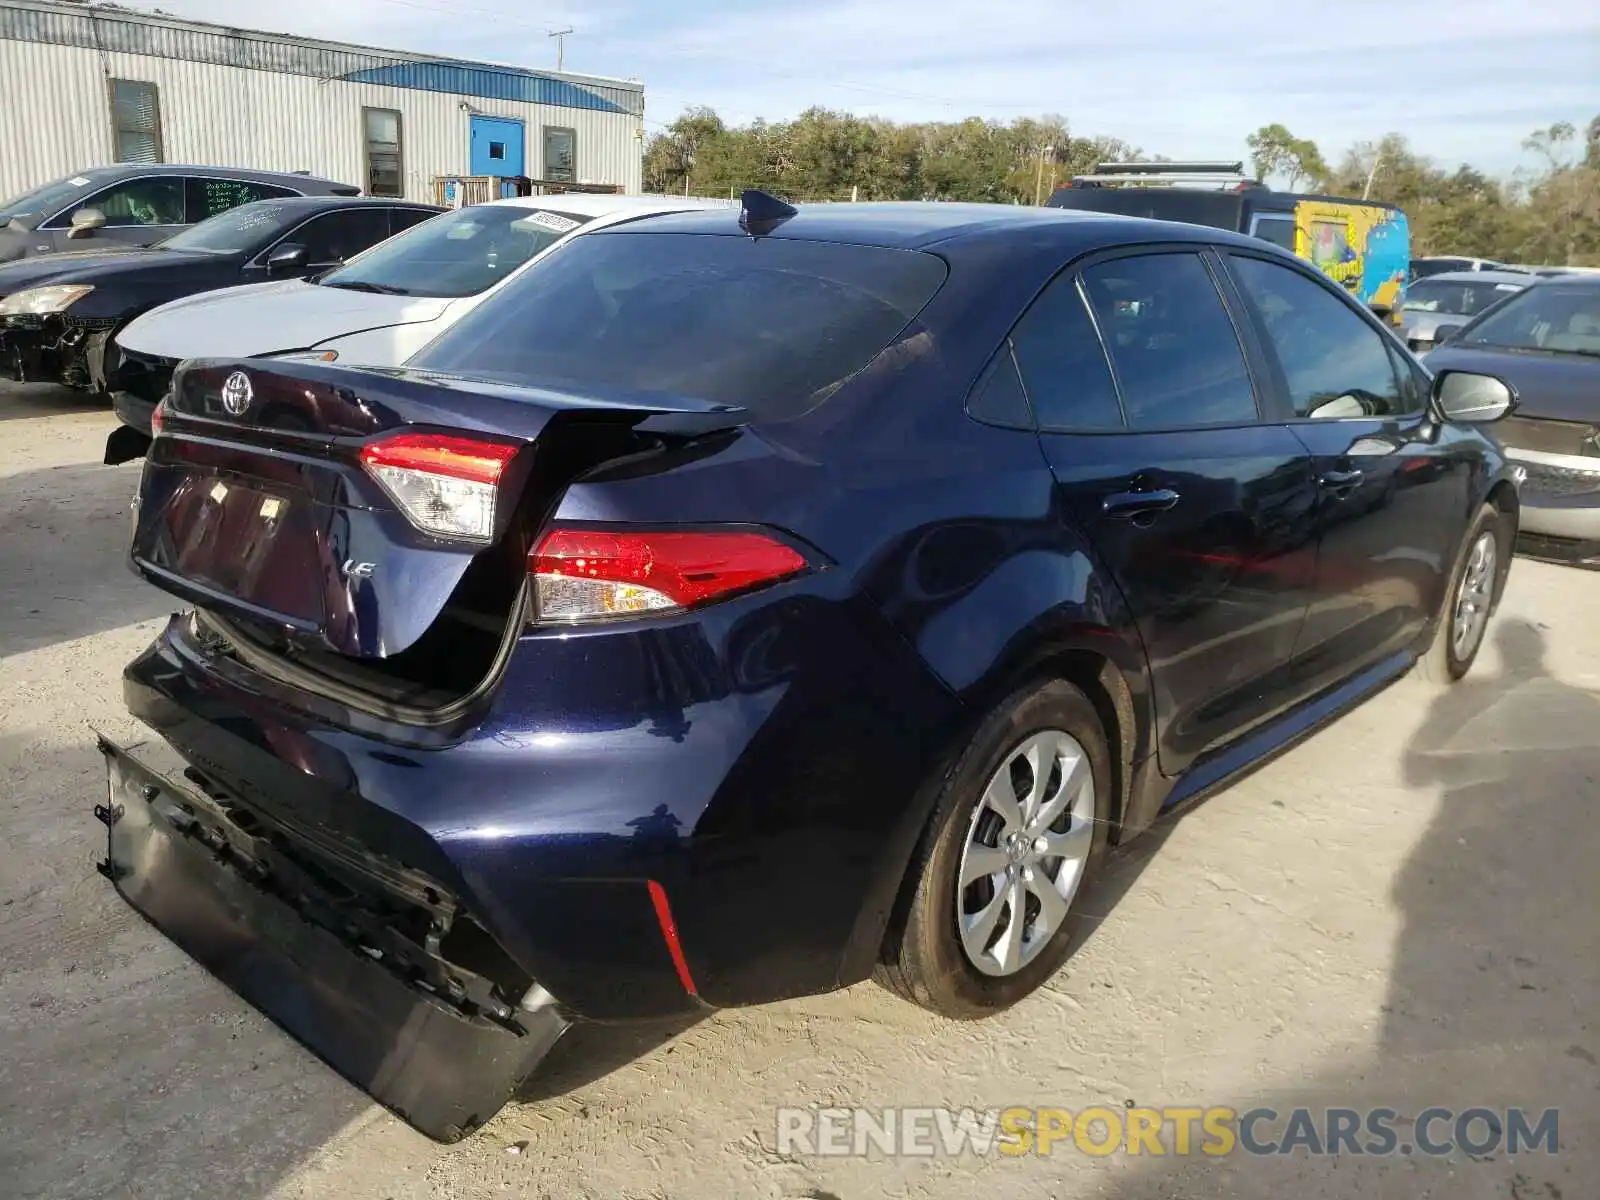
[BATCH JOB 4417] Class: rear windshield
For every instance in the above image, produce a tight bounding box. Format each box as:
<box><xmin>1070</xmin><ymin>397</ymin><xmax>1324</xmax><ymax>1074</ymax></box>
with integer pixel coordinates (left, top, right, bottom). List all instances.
<box><xmin>315</xmin><ymin>205</ymin><xmax>589</xmax><ymax>298</ymax></box>
<box><xmin>1402</xmin><ymin>278</ymin><xmax>1525</xmax><ymax>316</ymax></box>
<box><xmin>411</xmin><ymin>232</ymin><xmax>950</xmax><ymax>417</ymax></box>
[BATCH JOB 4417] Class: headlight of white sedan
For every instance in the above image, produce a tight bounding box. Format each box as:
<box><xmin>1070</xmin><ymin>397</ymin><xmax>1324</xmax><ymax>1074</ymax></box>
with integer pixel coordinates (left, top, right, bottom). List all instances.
<box><xmin>0</xmin><ymin>284</ymin><xmax>95</xmax><ymax>316</ymax></box>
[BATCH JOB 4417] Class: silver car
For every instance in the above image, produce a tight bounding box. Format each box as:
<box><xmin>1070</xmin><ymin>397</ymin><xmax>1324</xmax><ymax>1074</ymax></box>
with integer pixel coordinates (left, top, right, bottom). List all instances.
<box><xmin>1398</xmin><ymin>269</ymin><xmax>1531</xmax><ymax>353</ymax></box>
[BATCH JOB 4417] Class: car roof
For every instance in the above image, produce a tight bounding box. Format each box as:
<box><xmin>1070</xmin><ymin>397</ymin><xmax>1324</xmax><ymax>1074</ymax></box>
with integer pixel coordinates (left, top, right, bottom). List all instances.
<box><xmin>477</xmin><ymin>193</ymin><xmax>737</xmax><ymax>217</ymax></box>
<box><xmin>55</xmin><ymin>163</ymin><xmax>356</xmax><ymax>191</ymax></box>
<box><xmin>1412</xmin><ymin>269</ymin><xmax>1532</xmax><ymax>286</ymax></box>
<box><xmin>596</xmin><ymin>200</ymin><xmax>1256</xmax><ymax>253</ymax></box>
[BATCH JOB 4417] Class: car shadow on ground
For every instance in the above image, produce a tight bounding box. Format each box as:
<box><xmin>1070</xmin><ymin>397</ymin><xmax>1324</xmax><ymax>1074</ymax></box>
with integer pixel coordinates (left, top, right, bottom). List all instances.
<box><xmin>1072</xmin><ymin>619</ymin><xmax>1598</xmax><ymax>1198</ymax></box>
<box><xmin>0</xmin><ymin>460</ymin><xmax>173</xmax><ymax>658</ymax></box>
<box><xmin>0</xmin><ymin>382</ymin><xmax>102</xmax><ymax>422</ymax></box>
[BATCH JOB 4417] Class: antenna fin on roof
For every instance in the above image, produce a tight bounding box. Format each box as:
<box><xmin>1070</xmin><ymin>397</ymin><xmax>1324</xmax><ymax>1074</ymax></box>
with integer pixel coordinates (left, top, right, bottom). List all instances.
<box><xmin>739</xmin><ymin>189</ymin><xmax>797</xmax><ymax>236</ymax></box>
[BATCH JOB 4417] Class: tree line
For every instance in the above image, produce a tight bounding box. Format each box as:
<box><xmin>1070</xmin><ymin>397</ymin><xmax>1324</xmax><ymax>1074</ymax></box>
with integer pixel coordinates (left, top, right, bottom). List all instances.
<box><xmin>643</xmin><ymin>109</ymin><xmax>1600</xmax><ymax>266</ymax></box>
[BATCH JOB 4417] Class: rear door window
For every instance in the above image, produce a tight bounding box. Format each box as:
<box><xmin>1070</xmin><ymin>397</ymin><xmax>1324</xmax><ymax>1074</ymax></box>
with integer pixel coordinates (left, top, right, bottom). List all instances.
<box><xmin>412</xmin><ymin>232</ymin><xmax>949</xmax><ymax>417</ymax></box>
<box><xmin>1080</xmin><ymin>252</ymin><xmax>1259</xmax><ymax>428</ymax></box>
<box><xmin>185</xmin><ymin>178</ymin><xmax>298</xmax><ymax>222</ymax></box>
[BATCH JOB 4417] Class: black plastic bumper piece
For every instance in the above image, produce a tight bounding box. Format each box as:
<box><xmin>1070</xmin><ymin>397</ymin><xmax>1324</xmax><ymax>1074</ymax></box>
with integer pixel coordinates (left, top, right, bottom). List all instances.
<box><xmin>96</xmin><ymin>737</ymin><xmax>568</xmax><ymax>1142</ymax></box>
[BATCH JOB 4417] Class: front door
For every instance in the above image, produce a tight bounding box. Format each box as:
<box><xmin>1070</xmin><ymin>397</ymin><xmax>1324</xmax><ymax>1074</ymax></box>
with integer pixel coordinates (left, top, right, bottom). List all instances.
<box><xmin>1220</xmin><ymin>250</ymin><xmax>1468</xmax><ymax>693</ymax></box>
<box><xmin>469</xmin><ymin>116</ymin><xmax>525</xmax><ymax>183</ymax></box>
<box><xmin>1016</xmin><ymin>248</ymin><xmax>1322</xmax><ymax>776</ymax></box>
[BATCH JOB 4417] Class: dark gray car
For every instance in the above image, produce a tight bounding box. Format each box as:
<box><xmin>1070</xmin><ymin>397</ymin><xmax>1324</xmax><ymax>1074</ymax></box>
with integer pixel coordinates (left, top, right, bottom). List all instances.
<box><xmin>0</xmin><ymin>164</ymin><xmax>359</xmax><ymax>263</ymax></box>
<box><xmin>1397</xmin><ymin>269</ymin><xmax>1531</xmax><ymax>353</ymax></box>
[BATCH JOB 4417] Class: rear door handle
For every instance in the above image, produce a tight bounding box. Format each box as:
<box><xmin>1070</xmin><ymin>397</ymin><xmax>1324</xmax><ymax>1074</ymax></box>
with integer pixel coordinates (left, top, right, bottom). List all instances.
<box><xmin>1101</xmin><ymin>488</ymin><xmax>1181</xmax><ymax>519</ymax></box>
<box><xmin>1318</xmin><ymin>469</ymin><xmax>1365</xmax><ymax>491</ymax></box>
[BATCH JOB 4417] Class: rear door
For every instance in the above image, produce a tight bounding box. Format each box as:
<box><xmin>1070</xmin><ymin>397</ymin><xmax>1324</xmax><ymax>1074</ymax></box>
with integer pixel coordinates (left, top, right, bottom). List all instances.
<box><xmin>1220</xmin><ymin>250</ymin><xmax>1467</xmax><ymax>691</ymax></box>
<box><xmin>1022</xmin><ymin>247</ymin><xmax>1322</xmax><ymax>776</ymax></box>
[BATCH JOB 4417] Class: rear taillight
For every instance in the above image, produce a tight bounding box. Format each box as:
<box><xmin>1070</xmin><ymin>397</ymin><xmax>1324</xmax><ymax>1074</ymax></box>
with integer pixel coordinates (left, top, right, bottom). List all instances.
<box><xmin>530</xmin><ymin>527</ymin><xmax>809</xmax><ymax>623</ymax></box>
<box><xmin>359</xmin><ymin>431</ymin><xmax>520</xmax><ymax>541</ymax></box>
<box><xmin>149</xmin><ymin>398</ymin><xmax>166</xmax><ymax>437</ymax></box>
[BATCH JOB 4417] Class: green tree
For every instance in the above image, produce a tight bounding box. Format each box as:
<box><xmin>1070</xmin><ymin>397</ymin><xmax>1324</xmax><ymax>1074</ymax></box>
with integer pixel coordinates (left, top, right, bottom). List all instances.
<box><xmin>1246</xmin><ymin>123</ymin><xmax>1328</xmax><ymax>190</ymax></box>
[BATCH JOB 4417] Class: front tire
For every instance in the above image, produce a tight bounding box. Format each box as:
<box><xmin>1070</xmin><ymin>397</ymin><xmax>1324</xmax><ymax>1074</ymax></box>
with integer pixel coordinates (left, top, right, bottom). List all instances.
<box><xmin>1416</xmin><ymin>503</ymin><xmax>1508</xmax><ymax>683</ymax></box>
<box><xmin>877</xmin><ymin>679</ymin><xmax>1111</xmax><ymax>1018</ymax></box>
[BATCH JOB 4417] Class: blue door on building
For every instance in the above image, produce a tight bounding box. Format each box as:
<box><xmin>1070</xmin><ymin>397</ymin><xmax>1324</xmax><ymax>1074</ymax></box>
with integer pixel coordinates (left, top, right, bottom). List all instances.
<box><xmin>469</xmin><ymin>115</ymin><xmax>525</xmax><ymax>180</ymax></box>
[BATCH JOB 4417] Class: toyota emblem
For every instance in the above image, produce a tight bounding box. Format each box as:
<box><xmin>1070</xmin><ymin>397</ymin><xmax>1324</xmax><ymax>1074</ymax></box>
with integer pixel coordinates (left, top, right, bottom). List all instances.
<box><xmin>220</xmin><ymin>371</ymin><xmax>254</xmax><ymax>416</ymax></box>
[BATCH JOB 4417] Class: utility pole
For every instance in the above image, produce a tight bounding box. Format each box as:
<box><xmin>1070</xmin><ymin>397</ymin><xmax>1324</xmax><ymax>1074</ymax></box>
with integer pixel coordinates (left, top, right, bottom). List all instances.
<box><xmin>548</xmin><ymin>27</ymin><xmax>573</xmax><ymax>72</ymax></box>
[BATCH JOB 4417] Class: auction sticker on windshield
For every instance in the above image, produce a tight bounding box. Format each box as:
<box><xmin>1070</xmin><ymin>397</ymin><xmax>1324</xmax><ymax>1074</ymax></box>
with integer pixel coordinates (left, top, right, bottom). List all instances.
<box><xmin>516</xmin><ymin>211</ymin><xmax>582</xmax><ymax>234</ymax></box>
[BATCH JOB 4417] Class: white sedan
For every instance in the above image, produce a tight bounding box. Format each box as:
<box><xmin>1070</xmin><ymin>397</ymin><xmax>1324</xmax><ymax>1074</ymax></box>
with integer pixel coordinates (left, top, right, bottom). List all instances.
<box><xmin>105</xmin><ymin>192</ymin><xmax>732</xmax><ymax>459</ymax></box>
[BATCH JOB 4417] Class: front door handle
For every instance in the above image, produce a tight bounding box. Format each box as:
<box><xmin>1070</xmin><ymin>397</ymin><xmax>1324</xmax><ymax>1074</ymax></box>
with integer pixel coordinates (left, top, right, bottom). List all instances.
<box><xmin>1318</xmin><ymin>469</ymin><xmax>1365</xmax><ymax>491</ymax></box>
<box><xmin>1101</xmin><ymin>488</ymin><xmax>1181</xmax><ymax>519</ymax></box>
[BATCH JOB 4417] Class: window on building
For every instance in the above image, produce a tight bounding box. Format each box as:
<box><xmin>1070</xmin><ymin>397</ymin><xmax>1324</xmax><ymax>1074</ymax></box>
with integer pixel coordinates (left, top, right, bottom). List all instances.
<box><xmin>109</xmin><ymin>79</ymin><xmax>163</xmax><ymax>164</ymax></box>
<box><xmin>364</xmin><ymin>108</ymin><xmax>403</xmax><ymax>197</ymax></box>
<box><xmin>543</xmin><ymin>126</ymin><xmax>577</xmax><ymax>183</ymax></box>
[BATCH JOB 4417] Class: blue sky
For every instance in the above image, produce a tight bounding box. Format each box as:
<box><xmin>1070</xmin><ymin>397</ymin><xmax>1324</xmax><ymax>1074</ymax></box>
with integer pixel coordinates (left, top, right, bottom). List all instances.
<box><xmin>137</xmin><ymin>0</ymin><xmax>1598</xmax><ymax>176</ymax></box>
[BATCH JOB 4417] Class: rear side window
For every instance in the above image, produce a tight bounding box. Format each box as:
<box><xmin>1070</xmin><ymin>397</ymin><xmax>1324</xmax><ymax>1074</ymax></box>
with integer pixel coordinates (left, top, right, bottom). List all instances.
<box><xmin>1008</xmin><ymin>274</ymin><xmax>1122</xmax><ymax>430</ymax></box>
<box><xmin>1229</xmin><ymin>255</ymin><xmax>1410</xmax><ymax>418</ymax></box>
<box><xmin>1080</xmin><ymin>253</ymin><xmax>1258</xmax><ymax>428</ymax></box>
<box><xmin>413</xmin><ymin>232</ymin><xmax>949</xmax><ymax>417</ymax></box>
<box><xmin>185</xmin><ymin>178</ymin><xmax>297</xmax><ymax>222</ymax></box>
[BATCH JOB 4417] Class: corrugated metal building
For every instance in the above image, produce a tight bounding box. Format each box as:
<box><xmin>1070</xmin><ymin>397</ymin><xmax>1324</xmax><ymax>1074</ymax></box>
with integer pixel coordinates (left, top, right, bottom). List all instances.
<box><xmin>0</xmin><ymin>0</ymin><xmax>645</xmax><ymax>203</ymax></box>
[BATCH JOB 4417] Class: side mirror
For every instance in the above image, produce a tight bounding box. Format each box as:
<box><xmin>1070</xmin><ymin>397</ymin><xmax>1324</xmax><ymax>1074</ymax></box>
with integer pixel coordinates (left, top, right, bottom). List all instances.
<box><xmin>265</xmin><ymin>243</ymin><xmax>309</xmax><ymax>274</ymax></box>
<box><xmin>67</xmin><ymin>207</ymin><xmax>106</xmax><ymax>238</ymax></box>
<box><xmin>1434</xmin><ymin>370</ymin><xmax>1516</xmax><ymax>424</ymax></box>
<box><xmin>1433</xmin><ymin>323</ymin><xmax>1464</xmax><ymax>345</ymax></box>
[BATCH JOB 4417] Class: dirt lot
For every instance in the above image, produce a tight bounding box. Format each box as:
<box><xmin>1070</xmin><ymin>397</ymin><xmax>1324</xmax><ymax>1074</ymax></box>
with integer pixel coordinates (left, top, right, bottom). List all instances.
<box><xmin>0</xmin><ymin>384</ymin><xmax>1595</xmax><ymax>1200</ymax></box>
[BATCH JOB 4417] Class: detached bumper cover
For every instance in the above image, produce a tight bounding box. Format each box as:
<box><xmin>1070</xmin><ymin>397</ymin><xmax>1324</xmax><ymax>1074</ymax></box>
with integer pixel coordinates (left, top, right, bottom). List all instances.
<box><xmin>95</xmin><ymin>736</ymin><xmax>568</xmax><ymax>1141</ymax></box>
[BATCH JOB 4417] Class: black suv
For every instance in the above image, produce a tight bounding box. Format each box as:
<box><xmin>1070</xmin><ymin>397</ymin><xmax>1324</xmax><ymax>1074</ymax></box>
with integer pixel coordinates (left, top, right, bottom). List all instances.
<box><xmin>0</xmin><ymin>164</ymin><xmax>359</xmax><ymax>263</ymax></box>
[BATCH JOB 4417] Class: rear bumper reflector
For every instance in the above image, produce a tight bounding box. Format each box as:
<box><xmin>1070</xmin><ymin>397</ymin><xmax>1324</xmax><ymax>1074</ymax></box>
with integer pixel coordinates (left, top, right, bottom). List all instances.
<box><xmin>94</xmin><ymin>736</ymin><xmax>568</xmax><ymax>1142</ymax></box>
<box><xmin>647</xmin><ymin>879</ymin><xmax>699</xmax><ymax>997</ymax></box>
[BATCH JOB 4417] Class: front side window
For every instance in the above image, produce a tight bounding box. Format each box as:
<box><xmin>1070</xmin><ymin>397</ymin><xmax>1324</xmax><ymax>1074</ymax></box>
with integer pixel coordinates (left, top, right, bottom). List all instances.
<box><xmin>411</xmin><ymin>231</ymin><xmax>948</xmax><ymax>418</ymax></box>
<box><xmin>543</xmin><ymin>126</ymin><xmax>577</xmax><ymax>183</ymax></box>
<box><xmin>1080</xmin><ymin>253</ymin><xmax>1259</xmax><ymax>429</ymax></box>
<box><xmin>60</xmin><ymin>176</ymin><xmax>185</xmax><ymax>227</ymax></box>
<box><xmin>286</xmin><ymin>209</ymin><xmax>395</xmax><ymax>266</ymax></box>
<box><xmin>1230</xmin><ymin>255</ymin><xmax>1410</xmax><ymax>419</ymax></box>
<box><xmin>316</xmin><ymin>204</ymin><xmax>590</xmax><ymax>297</ymax></box>
<box><xmin>364</xmin><ymin>109</ymin><xmax>403</xmax><ymax>197</ymax></box>
<box><xmin>1457</xmin><ymin>285</ymin><xmax>1600</xmax><ymax>356</ymax></box>
<box><xmin>110</xmin><ymin>79</ymin><xmax>163</xmax><ymax>163</ymax></box>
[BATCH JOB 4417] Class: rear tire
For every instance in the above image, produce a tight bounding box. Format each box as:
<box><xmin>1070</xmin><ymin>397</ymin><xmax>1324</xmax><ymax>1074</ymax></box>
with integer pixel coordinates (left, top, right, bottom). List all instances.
<box><xmin>876</xmin><ymin>679</ymin><xmax>1111</xmax><ymax>1019</ymax></box>
<box><xmin>1416</xmin><ymin>503</ymin><xmax>1508</xmax><ymax>683</ymax></box>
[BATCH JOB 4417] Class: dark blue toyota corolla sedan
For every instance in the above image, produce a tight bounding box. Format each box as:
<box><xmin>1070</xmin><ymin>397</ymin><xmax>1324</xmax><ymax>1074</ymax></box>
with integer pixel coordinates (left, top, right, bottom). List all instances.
<box><xmin>99</xmin><ymin>195</ymin><xmax>1522</xmax><ymax>1140</ymax></box>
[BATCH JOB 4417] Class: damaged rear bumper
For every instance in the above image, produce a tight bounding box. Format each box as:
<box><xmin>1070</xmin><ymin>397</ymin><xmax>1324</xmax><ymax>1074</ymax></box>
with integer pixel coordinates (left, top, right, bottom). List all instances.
<box><xmin>95</xmin><ymin>735</ymin><xmax>569</xmax><ymax>1142</ymax></box>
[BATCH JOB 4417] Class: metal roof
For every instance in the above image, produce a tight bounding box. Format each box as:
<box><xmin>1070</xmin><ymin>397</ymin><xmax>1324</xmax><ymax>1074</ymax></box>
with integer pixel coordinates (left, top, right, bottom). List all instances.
<box><xmin>0</xmin><ymin>0</ymin><xmax>643</xmax><ymax>116</ymax></box>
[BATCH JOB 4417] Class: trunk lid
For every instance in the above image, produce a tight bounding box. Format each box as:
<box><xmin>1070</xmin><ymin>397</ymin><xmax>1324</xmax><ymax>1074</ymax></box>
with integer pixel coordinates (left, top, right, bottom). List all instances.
<box><xmin>130</xmin><ymin>358</ymin><xmax>746</xmax><ymax>659</ymax></box>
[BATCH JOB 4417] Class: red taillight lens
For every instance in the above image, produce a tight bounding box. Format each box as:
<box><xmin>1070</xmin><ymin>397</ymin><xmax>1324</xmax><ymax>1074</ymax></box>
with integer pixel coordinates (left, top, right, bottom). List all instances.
<box><xmin>358</xmin><ymin>431</ymin><xmax>521</xmax><ymax>541</ymax></box>
<box><xmin>530</xmin><ymin>527</ymin><xmax>809</xmax><ymax>622</ymax></box>
<box><xmin>149</xmin><ymin>398</ymin><xmax>166</xmax><ymax>437</ymax></box>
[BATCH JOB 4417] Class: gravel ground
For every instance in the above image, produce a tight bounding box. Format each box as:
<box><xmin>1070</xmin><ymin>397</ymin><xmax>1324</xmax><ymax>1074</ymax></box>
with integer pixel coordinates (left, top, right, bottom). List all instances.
<box><xmin>0</xmin><ymin>384</ymin><xmax>1594</xmax><ymax>1200</ymax></box>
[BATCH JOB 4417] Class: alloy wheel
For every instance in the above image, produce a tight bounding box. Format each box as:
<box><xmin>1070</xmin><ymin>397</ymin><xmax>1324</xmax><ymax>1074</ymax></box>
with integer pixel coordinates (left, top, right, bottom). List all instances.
<box><xmin>955</xmin><ymin>729</ymin><xmax>1096</xmax><ymax>977</ymax></box>
<box><xmin>1451</xmin><ymin>530</ymin><xmax>1497</xmax><ymax>662</ymax></box>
